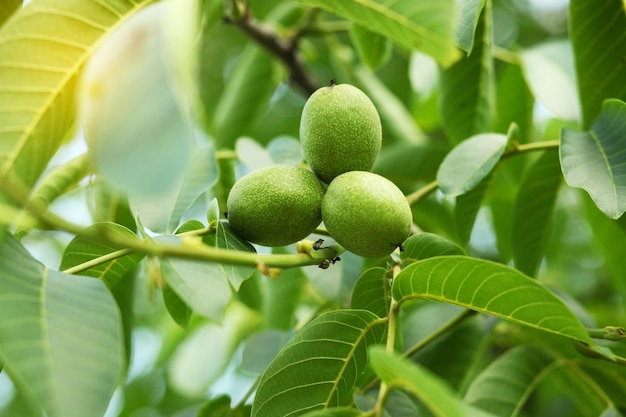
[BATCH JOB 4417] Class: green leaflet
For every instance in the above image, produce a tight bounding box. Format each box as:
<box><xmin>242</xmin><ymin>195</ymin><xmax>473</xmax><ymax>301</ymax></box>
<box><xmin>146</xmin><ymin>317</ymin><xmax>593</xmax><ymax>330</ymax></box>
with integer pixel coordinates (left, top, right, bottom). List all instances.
<box><xmin>295</xmin><ymin>0</ymin><xmax>460</xmax><ymax>66</ymax></box>
<box><xmin>251</xmin><ymin>310</ymin><xmax>384</xmax><ymax>417</ymax></box>
<box><xmin>570</xmin><ymin>0</ymin><xmax>626</xmax><ymax>127</ymax></box>
<box><xmin>393</xmin><ymin>256</ymin><xmax>592</xmax><ymax>344</ymax></box>
<box><xmin>560</xmin><ymin>99</ymin><xmax>626</xmax><ymax>219</ymax></box>
<box><xmin>0</xmin><ymin>0</ymin><xmax>154</xmax><ymax>202</ymax></box>
<box><xmin>0</xmin><ymin>231</ymin><xmax>124</xmax><ymax>417</ymax></box>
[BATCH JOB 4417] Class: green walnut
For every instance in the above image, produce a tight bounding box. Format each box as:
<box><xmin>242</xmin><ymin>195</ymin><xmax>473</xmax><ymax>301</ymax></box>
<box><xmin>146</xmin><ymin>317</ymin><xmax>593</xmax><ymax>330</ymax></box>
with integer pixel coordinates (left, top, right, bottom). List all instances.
<box><xmin>226</xmin><ymin>165</ymin><xmax>325</xmax><ymax>247</ymax></box>
<box><xmin>300</xmin><ymin>82</ymin><xmax>382</xmax><ymax>184</ymax></box>
<box><xmin>322</xmin><ymin>171</ymin><xmax>412</xmax><ymax>258</ymax></box>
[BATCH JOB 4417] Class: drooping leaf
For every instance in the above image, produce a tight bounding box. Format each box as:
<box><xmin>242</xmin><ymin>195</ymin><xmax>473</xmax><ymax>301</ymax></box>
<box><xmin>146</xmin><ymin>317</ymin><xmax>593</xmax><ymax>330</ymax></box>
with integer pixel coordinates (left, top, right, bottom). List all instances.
<box><xmin>129</xmin><ymin>143</ymin><xmax>218</xmax><ymax>234</ymax></box>
<box><xmin>437</xmin><ymin>133</ymin><xmax>507</xmax><ymax>197</ymax></box>
<box><xmin>349</xmin><ymin>24</ymin><xmax>392</xmax><ymax>71</ymax></box>
<box><xmin>263</xmin><ymin>247</ymin><xmax>306</xmax><ymax>329</ymax></box>
<box><xmin>251</xmin><ymin>310</ymin><xmax>385</xmax><ymax>417</ymax></box>
<box><xmin>464</xmin><ymin>346</ymin><xmax>556</xmax><ymax>416</ymax></box>
<box><xmin>350</xmin><ymin>267</ymin><xmax>391</xmax><ymax>318</ymax></box>
<box><xmin>455</xmin><ymin>0</ymin><xmax>487</xmax><ymax>53</ymax></box>
<box><xmin>162</xmin><ymin>285</ymin><xmax>192</xmax><ymax>328</ymax></box>
<box><xmin>439</xmin><ymin>3</ymin><xmax>495</xmax><ymax>143</ymax></box>
<box><xmin>207</xmin><ymin>199</ymin><xmax>256</xmax><ymax>291</ymax></box>
<box><xmin>213</xmin><ymin>44</ymin><xmax>277</xmax><ymax>149</ymax></box>
<box><xmin>400</xmin><ymin>232</ymin><xmax>466</xmax><ymax>263</ymax></box>
<box><xmin>159</xmin><ymin>246</ymin><xmax>232</xmax><ymax>322</ymax></box>
<box><xmin>81</xmin><ymin>0</ymin><xmax>198</xmax><ymax>198</ymax></box>
<box><xmin>354</xmin><ymin>389</ymin><xmax>418</xmax><ymax>417</ymax></box>
<box><xmin>0</xmin><ymin>0</ymin><xmax>154</xmax><ymax>204</ymax></box>
<box><xmin>368</xmin><ymin>347</ymin><xmax>496</xmax><ymax>417</ymax></box>
<box><xmin>520</xmin><ymin>40</ymin><xmax>581</xmax><ymax>123</ymax></box>
<box><xmin>560</xmin><ymin>99</ymin><xmax>626</xmax><ymax>219</ymax></box>
<box><xmin>495</xmin><ymin>64</ymin><xmax>534</xmax><ymax>142</ymax></box>
<box><xmin>59</xmin><ymin>222</ymin><xmax>145</xmax><ymax>288</ymax></box>
<box><xmin>0</xmin><ymin>232</ymin><xmax>124</xmax><ymax>417</ymax></box>
<box><xmin>393</xmin><ymin>256</ymin><xmax>593</xmax><ymax>344</ymax></box>
<box><xmin>570</xmin><ymin>0</ymin><xmax>626</xmax><ymax>127</ymax></box>
<box><xmin>295</xmin><ymin>0</ymin><xmax>460</xmax><ymax>66</ymax></box>
<box><xmin>454</xmin><ymin>174</ymin><xmax>490</xmax><ymax>244</ymax></box>
<box><xmin>512</xmin><ymin>149</ymin><xmax>562</xmax><ymax>276</ymax></box>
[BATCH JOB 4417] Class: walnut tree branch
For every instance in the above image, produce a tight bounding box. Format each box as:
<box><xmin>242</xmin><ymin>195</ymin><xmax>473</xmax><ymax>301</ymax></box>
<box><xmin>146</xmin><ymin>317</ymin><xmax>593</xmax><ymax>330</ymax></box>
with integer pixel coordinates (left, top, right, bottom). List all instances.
<box><xmin>224</xmin><ymin>11</ymin><xmax>320</xmax><ymax>96</ymax></box>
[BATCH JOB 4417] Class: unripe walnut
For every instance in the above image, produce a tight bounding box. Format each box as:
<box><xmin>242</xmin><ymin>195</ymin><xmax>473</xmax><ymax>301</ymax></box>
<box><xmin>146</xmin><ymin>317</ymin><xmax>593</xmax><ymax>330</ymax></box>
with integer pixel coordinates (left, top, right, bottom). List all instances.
<box><xmin>322</xmin><ymin>171</ymin><xmax>411</xmax><ymax>258</ymax></box>
<box><xmin>300</xmin><ymin>82</ymin><xmax>382</xmax><ymax>184</ymax></box>
<box><xmin>227</xmin><ymin>165</ymin><xmax>325</xmax><ymax>247</ymax></box>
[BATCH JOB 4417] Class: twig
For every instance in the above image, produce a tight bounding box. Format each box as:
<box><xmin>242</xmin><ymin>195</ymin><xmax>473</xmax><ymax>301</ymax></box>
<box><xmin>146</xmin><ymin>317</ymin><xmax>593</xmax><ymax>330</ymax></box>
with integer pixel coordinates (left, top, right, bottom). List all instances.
<box><xmin>224</xmin><ymin>11</ymin><xmax>319</xmax><ymax>96</ymax></box>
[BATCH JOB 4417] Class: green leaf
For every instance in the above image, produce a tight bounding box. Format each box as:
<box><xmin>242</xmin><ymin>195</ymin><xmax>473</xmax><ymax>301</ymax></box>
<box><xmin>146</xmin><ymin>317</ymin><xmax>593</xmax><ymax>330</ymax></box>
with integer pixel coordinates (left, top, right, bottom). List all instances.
<box><xmin>439</xmin><ymin>3</ymin><xmax>495</xmax><ymax>143</ymax></box>
<box><xmin>350</xmin><ymin>267</ymin><xmax>391</xmax><ymax>318</ymax></box>
<box><xmin>400</xmin><ymin>232</ymin><xmax>466</xmax><ymax>262</ymax></box>
<box><xmin>129</xmin><ymin>144</ymin><xmax>218</xmax><ymax>233</ymax></box>
<box><xmin>207</xmin><ymin>199</ymin><xmax>256</xmax><ymax>291</ymax></box>
<box><xmin>437</xmin><ymin>133</ymin><xmax>507</xmax><ymax>196</ymax></box>
<box><xmin>393</xmin><ymin>256</ymin><xmax>592</xmax><ymax>343</ymax></box>
<box><xmin>454</xmin><ymin>174</ymin><xmax>490</xmax><ymax>244</ymax></box>
<box><xmin>570</xmin><ymin>0</ymin><xmax>626</xmax><ymax>127</ymax></box>
<box><xmin>0</xmin><ymin>0</ymin><xmax>21</xmax><ymax>27</ymax></box>
<box><xmin>0</xmin><ymin>232</ymin><xmax>124</xmax><ymax>417</ymax></box>
<box><xmin>349</xmin><ymin>24</ymin><xmax>392</xmax><ymax>71</ymax></box>
<box><xmin>251</xmin><ymin>309</ymin><xmax>385</xmax><ymax>417</ymax></box>
<box><xmin>464</xmin><ymin>346</ymin><xmax>555</xmax><ymax>416</ymax></box>
<box><xmin>0</xmin><ymin>0</ymin><xmax>155</xmax><ymax>203</ymax></box>
<box><xmin>295</xmin><ymin>0</ymin><xmax>460</xmax><ymax>67</ymax></box>
<box><xmin>300</xmin><ymin>407</ymin><xmax>360</xmax><ymax>417</ymax></box>
<box><xmin>162</xmin><ymin>285</ymin><xmax>192</xmax><ymax>328</ymax></box>
<box><xmin>159</xmin><ymin>245</ymin><xmax>232</xmax><ymax>322</ymax></box>
<box><xmin>520</xmin><ymin>40</ymin><xmax>581</xmax><ymax>122</ymax></box>
<box><xmin>368</xmin><ymin>347</ymin><xmax>494</xmax><ymax>417</ymax></box>
<box><xmin>241</xmin><ymin>330</ymin><xmax>291</xmax><ymax>374</ymax></box>
<box><xmin>512</xmin><ymin>150</ymin><xmax>562</xmax><ymax>276</ymax></box>
<box><xmin>59</xmin><ymin>222</ymin><xmax>145</xmax><ymax>287</ymax></box>
<box><xmin>196</xmin><ymin>395</ymin><xmax>250</xmax><ymax>417</ymax></box>
<box><xmin>213</xmin><ymin>44</ymin><xmax>277</xmax><ymax>149</ymax></box>
<box><xmin>263</xmin><ymin>247</ymin><xmax>306</xmax><ymax>329</ymax></box>
<box><xmin>560</xmin><ymin>99</ymin><xmax>626</xmax><ymax>219</ymax></box>
<box><xmin>455</xmin><ymin>0</ymin><xmax>486</xmax><ymax>53</ymax></box>
<box><xmin>81</xmin><ymin>0</ymin><xmax>198</xmax><ymax>198</ymax></box>
<box><xmin>353</xmin><ymin>65</ymin><xmax>426</xmax><ymax>145</ymax></box>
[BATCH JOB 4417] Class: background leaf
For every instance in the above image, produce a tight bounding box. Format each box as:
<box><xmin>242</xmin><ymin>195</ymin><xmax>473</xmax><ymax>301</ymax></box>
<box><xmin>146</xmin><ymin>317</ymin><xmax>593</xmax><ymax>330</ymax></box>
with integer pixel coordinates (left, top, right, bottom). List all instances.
<box><xmin>0</xmin><ymin>0</ymin><xmax>154</xmax><ymax>204</ymax></box>
<box><xmin>160</xmin><ymin>249</ymin><xmax>232</xmax><ymax>322</ymax></box>
<box><xmin>520</xmin><ymin>40</ymin><xmax>581</xmax><ymax>123</ymax></box>
<box><xmin>350</xmin><ymin>267</ymin><xmax>391</xmax><ymax>318</ymax></box>
<box><xmin>512</xmin><ymin>149</ymin><xmax>562</xmax><ymax>276</ymax></box>
<box><xmin>0</xmin><ymin>232</ymin><xmax>123</xmax><ymax>417</ymax></box>
<box><xmin>349</xmin><ymin>24</ymin><xmax>392</xmax><ymax>71</ymax></box>
<box><xmin>368</xmin><ymin>347</ymin><xmax>494</xmax><ymax>417</ymax></box>
<box><xmin>439</xmin><ymin>3</ymin><xmax>495</xmax><ymax>143</ymax></box>
<box><xmin>59</xmin><ymin>222</ymin><xmax>145</xmax><ymax>287</ymax></box>
<box><xmin>560</xmin><ymin>99</ymin><xmax>626</xmax><ymax>219</ymax></box>
<box><xmin>81</xmin><ymin>0</ymin><xmax>197</xmax><ymax>198</ymax></box>
<box><xmin>251</xmin><ymin>310</ymin><xmax>384</xmax><ymax>417</ymax></box>
<box><xmin>393</xmin><ymin>256</ymin><xmax>592</xmax><ymax>343</ymax></box>
<box><xmin>437</xmin><ymin>133</ymin><xmax>507</xmax><ymax>197</ymax></box>
<box><xmin>464</xmin><ymin>346</ymin><xmax>555</xmax><ymax>416</ymax></box>
<box><xmin>455</xmin><ymin>0</ymin><xmax>486</xmax><ymax>53</ymax></box>
<box><xmin>213</xmin><ymin>44</ymin><xmax>278</xmax><ymax>149</ymax></box>
<box><xmin>570</xmin><ymin>0</ymin><xmax>626</xmax><ymax>127</ymax></box>
<box><xmin>295</xmin><ymin>0</ymin><xmax>460</xmax><ymax>66</ymax></box>
<box><xmin>0</xmin><ymin>0</ymin><xmax>21</xmax><ymax>27</ymax></box>
<box><xmin>129</xmin><ymin>143</ymin><xmax>218</xmax><ymax>233</ymax></box>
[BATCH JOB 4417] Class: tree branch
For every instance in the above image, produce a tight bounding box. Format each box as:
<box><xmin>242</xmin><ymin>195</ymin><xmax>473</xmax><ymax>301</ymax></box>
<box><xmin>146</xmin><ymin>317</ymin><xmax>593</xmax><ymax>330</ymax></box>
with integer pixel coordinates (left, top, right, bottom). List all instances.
<box><xmin>224</xmin><ymin>11</ymin><xmax>320</xmax><ymax>96</ymax></box>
